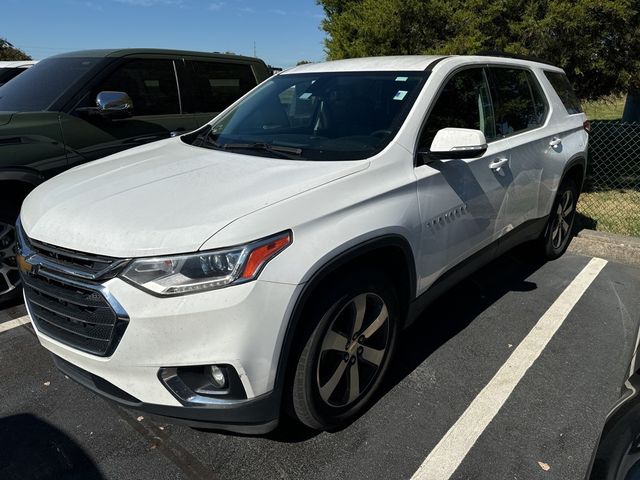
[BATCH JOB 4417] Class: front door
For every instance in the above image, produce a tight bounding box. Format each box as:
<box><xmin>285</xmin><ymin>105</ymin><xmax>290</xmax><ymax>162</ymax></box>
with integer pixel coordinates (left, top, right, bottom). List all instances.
<box><xmin>414</xmin><ymin>67</ymin><xmax>513</xmax><ymax>292</ymax></box>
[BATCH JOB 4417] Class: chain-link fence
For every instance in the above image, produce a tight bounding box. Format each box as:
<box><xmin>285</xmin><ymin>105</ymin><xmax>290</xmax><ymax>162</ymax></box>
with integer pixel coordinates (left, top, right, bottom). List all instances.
<box><xmin>577</xmin><ymin>120</ymin><xmax>640</xmax><ymax>236</ymax></box>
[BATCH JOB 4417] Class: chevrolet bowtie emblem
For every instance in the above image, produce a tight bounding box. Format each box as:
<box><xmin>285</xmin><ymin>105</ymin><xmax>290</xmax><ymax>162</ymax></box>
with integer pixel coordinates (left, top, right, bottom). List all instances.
<box><xmin>16</xmin><ymin>254</ymin><xmax>33</xmax><ymax>273</ymax></box>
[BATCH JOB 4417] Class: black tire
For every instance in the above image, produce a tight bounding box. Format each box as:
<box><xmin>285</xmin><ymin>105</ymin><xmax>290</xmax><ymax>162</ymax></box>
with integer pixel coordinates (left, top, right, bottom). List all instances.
<box><xmin>537</xmin><ymin>178</ymin><xmax>579</xmax><ymax>260</ymax></box>
<box><xmin>289</xmin><ymin>268</ymin><xmax>399</xmax><ymax>430</ymax></box>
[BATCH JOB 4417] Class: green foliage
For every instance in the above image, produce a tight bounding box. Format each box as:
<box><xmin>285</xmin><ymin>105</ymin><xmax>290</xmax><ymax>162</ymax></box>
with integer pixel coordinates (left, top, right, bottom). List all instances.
<box><xmin>318</xmin><ymin>0</ymin><xmax>640</xmax><ymax>100</ymax></box>
<box><xmin>0</xmin><ymin>38</ymin><xmax>31</xmax><ymax>61</ymax></box>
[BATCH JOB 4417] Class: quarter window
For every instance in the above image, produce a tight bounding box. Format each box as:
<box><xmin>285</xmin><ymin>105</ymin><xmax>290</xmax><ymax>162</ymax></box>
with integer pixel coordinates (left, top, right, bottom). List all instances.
<box><xmin>94</xmin><ymin>59</ymin><xmax>180</xmax><ymax>116</ymax></box>
<box><xmin>420</xmin><ymin>68</ymin><xmax>496</xmax><ymax>150</ymax></box>
<box><xmin>544</xmin><ymin>71</ymin><xmax>582</xmax><ymax>114</ymax></box>
<box><xmin>181</xmin><ymin>61</ymin><xmax>257</xmax><ymax>113</ymax></box>
<box><xmin>489</xmin><ymin>68</ymin><xmax>547</xmax><ymax>136</ymax></box>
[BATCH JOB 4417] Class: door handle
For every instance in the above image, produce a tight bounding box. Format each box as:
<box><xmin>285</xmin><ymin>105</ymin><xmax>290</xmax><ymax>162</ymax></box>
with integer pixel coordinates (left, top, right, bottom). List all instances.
<box><xmin>489</xmin><ymin>158</ymin><xmax>509</xmax><ymax>170</ymax></box>
<box><xmin>549</xmin><ymin>137</ymin><xmax>562</xmax><ymax>147</ymax></box>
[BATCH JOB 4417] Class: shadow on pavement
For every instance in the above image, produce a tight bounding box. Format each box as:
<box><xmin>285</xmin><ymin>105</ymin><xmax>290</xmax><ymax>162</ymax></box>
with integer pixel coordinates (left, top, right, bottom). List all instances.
<box><xmin>0</xmin><ymin>413</ymin><xmax>104</xmax><ymax>480</ymax></box>
<box><xmin>345</xmin><ymin>244</ymin><xmax>547</xmax><ymax>433</ymax></box>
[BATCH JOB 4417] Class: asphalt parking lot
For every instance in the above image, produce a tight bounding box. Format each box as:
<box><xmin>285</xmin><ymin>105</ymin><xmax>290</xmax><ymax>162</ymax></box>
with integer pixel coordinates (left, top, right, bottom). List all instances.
<box><xmin>1</xmin><ymin>248</ymin><xmax>639</xmax><ymax>480</ymax></box>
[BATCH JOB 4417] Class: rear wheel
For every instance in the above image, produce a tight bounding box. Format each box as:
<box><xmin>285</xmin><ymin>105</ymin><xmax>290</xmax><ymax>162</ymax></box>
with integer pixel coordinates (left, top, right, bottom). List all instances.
<box><xmin>290</xmin><ymin>269</ymin><xmax>399</xmax><ymax>430</ymax></box>
<box><xmin>538</xmin><ymin>178</ymin><xmax>579</xmax><ymax>260</ymax></box>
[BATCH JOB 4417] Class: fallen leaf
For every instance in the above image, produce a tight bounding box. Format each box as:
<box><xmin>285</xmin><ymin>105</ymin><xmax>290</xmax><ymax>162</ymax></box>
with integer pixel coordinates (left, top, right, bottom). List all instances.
<box><xmin>538</xmin><ymin>461</ymin><xmax>551</xmax><ymax>471</ymax></box>
<box><xmin>137</xmin><ymin>416</ymin><xmax>144</xmax><ymax>422</ymax></box>
<box><xmin>43</xmin><ymin>381</ymin><xmax>51</xmax><ymax>386</ymax></box>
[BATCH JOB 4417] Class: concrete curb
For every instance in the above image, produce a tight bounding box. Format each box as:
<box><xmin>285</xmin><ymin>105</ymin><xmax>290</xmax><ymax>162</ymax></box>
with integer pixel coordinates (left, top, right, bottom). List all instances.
<box><xmin>568</xmin><ymin>229</ymin><xmax>640</xmax><ymax>266</ymax></box>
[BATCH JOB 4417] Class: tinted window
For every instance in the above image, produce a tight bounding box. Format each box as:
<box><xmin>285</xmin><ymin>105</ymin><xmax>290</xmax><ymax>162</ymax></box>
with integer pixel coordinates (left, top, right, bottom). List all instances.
<box><xmin>0</xmin><ymin>57</ymin><xmax>104</xmax><ymax>112</ymax></box>
<box><xmin>94</xmin><ymin>59</ymin><xmax>179</xmax><ymax>116</ymax></box>
<box><xmin>184</xmin><ymin>71</ymin><xmax>427</xmax><ymax>161</ymax></box>
<box><xmin>420</xmin><ymin>68</ymin><xmax>496</xmax><ymax>149</ymax></box>
<box><xmin>490</xmin><ymin>68</ymin><xmax>547</xmax><ymax>136</ymax></box>
<box><xmin>182</xmin><ymin>61</ymin><xmax>257</xmax><ymax>113</ymax></box>
<box><xmin>0</xmin><ymin>67</ymin><xmax>27</xmax><ymax>87</ymax></box>
<box><xmin>544</xmin><ymin>71</ymin><xmax>582</xmax><ymax>114</ymax></box>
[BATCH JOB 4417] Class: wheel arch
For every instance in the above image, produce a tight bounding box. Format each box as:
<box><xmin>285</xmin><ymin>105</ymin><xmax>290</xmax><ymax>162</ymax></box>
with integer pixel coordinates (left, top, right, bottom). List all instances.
<box><xmin>273</xmin><ymin>234</ymin><xmax>417</xmax><ymax>395</ymax></box>
<box><xmin>560</xmin><ymin>154</ymin><xmax>587</xmax><ymax>192</ymax></box>
<box><xmin>0</xmin><ymin>169</ymin><xmax>43</xmax><ymax>218</ymax></box>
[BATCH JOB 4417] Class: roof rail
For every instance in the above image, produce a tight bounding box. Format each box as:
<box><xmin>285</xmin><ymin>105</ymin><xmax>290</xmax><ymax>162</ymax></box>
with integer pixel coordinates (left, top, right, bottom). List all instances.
<box><xmin>475</xmin><ymin>51</ymin><xmax>557</xmax><ymax>67</ymax></box>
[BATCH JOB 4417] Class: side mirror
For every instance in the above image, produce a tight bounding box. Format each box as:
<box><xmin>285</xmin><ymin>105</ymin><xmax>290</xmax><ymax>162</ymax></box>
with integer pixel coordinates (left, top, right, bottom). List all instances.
<box><xmin>96</xmin><ymin>91</ymin><xmax>133</xmax><ymax>116</ymax></box>
<box><xmin>426</xmin><ymin>128</ymin><xmax>488</xmax><ymax>161</ymax></box>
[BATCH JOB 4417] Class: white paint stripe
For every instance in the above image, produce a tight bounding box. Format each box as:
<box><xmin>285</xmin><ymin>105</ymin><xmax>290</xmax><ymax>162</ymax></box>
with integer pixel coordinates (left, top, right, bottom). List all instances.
<box><xmin>411</xmin><ymin>257</ymin><xmax>608</xmax><ymax>480</ymax></box>
<box><xmin>0</xmin><ymin>315</ymin><xmax>31</xmax><ymax>333</ymax></box>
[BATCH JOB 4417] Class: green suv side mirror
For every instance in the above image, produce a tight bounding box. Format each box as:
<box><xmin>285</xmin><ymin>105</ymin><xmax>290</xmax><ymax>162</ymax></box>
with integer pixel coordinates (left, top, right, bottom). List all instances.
<box><xmin>96</xmin><ymin>91</ymin><xmax>133</xmax><ymax>117</ymax></box>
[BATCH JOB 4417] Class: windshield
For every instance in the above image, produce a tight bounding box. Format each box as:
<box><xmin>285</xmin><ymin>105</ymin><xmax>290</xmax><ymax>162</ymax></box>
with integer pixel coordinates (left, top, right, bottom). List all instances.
<box><xmin>0</xmin><ymin>57</ymin><xmax>106</xmax><ymax>112</ymax></box>
<box><xmin>184</xmin><ymin>71</ymin><xmax>427</xmax><ymax>161</ymax></box>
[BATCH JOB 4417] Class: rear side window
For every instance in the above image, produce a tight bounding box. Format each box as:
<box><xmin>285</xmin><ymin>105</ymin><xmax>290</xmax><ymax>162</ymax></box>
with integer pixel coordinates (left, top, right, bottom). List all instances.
<box><xmin>94</xmin><ymin>59</ymin><xmax>180</xmax><ymax>116</ymax></box>
<box><xmin>420</xmin><ymin>67</ymin><xmax>496</xmax><ymax>149</ymax></box>
<box><xmin>544</xmin><ymin>71</ymin><xmax>582</xmax><ymax>114</ymax></box>
<box><xmin>181</xmin><ymin>61</ymin><xmax>257</xmax><ymax>113</ymax></box>
<box><xmin>490</xmin><ymin>67</ymin><xmax>547</xmax><ymax>136</ymax></box>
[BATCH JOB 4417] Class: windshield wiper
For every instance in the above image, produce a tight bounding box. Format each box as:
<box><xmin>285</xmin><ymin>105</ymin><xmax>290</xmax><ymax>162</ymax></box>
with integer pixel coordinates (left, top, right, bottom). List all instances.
<box><xmin>223</xmin><ymin>142</ymin><xmax>303</xmax><ymax>158</ymax></box>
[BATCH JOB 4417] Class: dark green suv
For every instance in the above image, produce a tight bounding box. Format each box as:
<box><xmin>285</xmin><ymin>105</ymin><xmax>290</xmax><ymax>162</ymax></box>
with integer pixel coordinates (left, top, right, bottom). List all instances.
<box><xmin>0</xmin><ymin>48</ymin><xmax>271</xmax><ymax>302</ymax></box>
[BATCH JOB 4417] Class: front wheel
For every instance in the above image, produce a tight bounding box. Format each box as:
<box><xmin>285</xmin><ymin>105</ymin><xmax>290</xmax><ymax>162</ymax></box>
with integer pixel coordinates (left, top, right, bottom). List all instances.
<box><xmin>290</xmin><ymin>270</ymin><xmax>399</xmax><ymax>430</ymax></box>
<box><xmin>0</xmin><ymin>214</ymin><xmax>21</xmax><ymax>306</ymax></box>
<box><xmin>538</xmin><ymin>178</ymin><xmax>579</xmax><ymax>260</ymax></box>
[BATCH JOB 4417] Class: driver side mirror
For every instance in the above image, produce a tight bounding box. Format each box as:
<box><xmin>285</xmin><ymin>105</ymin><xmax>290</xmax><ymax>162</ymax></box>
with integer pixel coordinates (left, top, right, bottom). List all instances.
<box><xmin>422</xmin><ymin>128</ymin><xmax>488</xmax><ymax>162</ymax></box>
<box><xmin>96</xmin><ymin>91</ymin><xmax>133</xmax><ymax>117</ymax></box>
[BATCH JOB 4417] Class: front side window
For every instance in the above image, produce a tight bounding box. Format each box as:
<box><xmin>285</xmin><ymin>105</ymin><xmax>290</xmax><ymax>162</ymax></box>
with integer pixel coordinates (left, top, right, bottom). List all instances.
<box><xmin>93</xmin><ymin>59</ymin><xmax>180</xmax><ymax>116</ymax></box>
<box><xmin>490</xmin><ymin>67</ymin><xmax>547</xmax><ymax>136</ymax></box>
<box><xmin>184</xmin><ymin>71</ymin><xmax>427</xmax><ymax>161</ymax></box>
<box><xmin>419</xmin><ymin>68</ymin><xmax>496</xmax><ymax>149</ymax></box>
<box><xmin>181</xmin><ymin>60</ymin><xmax>257</xmax><ymax>114</ymax></box>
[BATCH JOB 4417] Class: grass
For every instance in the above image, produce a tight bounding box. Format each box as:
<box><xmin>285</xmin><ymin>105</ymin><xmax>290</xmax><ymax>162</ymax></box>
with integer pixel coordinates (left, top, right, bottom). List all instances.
<box><xmin>582</xmin><ymin>95</ymin><xmax>626</xmax><ymax>121</ymax></box>
<box><xmin>577</xmin><ymin>189</ymin><xmax>640</xmax><ymax>236</ymax></box>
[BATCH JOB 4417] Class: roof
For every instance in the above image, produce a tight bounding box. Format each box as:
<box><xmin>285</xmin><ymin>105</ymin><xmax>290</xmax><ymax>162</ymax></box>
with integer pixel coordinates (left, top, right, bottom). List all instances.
<box><xmin>284</xmin><ymin>56</ymin><xmax>445</xmax><ymax>74</ymax></box>
<box><xmin>47</xmin><ymin>48</ymin><xmax>263</xmax><ymax>63</ymax></box>
<box><xmin>282</xmin><ymin>55</ymin><xmax>562</xmax><ymax>74</ymax></box>
<box><xmin>0</xmin><ymin>60</ymin><xmax>38</xmax><ymax>68</ymax></box>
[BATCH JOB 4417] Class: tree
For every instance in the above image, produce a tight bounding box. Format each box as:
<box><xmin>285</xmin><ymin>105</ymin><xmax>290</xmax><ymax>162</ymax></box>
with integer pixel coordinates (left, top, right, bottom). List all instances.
<box><xmin>318</xmin><ymin>0</ymin><xmax>640</xmax><ymax>101</ymax></box>
<box><xmin>0</xmin><ymin>38</ymin><xmax>31</xmax><ymax>61</ymax></box>
<box><xmin>296</xmin><ymin>60</ymin><xmax>313</xmax><ymax>65</ymax></box>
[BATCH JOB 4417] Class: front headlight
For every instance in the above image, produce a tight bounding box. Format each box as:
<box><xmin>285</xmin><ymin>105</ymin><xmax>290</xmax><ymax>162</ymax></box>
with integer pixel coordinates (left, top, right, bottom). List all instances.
<box><xmin>121</xmin><ymin>231</ymin><xmax>292</xmax><ymax>296</ymax></box>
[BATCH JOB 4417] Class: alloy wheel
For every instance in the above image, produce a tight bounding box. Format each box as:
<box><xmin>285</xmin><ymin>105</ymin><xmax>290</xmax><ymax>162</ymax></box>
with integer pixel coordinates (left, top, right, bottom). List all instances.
<box><xmin>550</xmin><ymin>190</ymin><xmax>575</xmax><ymax>250</ymax></box>
<box><xmin>316</xmin><ymin>292</ymin><xmax>391</xmax><ymax>408</ymax></box>
<box><xmin>0</xmin><ymin>222</ymin><xmax>20</xmax><ymax>296</ymax></box>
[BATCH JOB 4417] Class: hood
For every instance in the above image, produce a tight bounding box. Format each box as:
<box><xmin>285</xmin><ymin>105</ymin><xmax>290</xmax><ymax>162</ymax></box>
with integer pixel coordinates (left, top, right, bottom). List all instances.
<box><xmin>21</xmin><ymin>138</ymin><xmax>369</xmax><ymax>257</ymax></box>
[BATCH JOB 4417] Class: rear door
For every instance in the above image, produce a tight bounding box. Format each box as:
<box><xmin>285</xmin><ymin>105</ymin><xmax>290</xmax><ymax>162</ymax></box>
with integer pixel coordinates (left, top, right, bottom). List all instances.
<box><xmin>177</xmin><ymin>59</ymin><xmax>261</xmax><ymax>131</ymax></box>
<box><xmin>487</xmin><ymin>66</ymin><xmax>560</xmax><ymax>231</ymax></box>
<box><xmin>415</xmin><ymin>66</ymin><xmax>513</xmax><ymax>289</ymax></box>
<box><xmin>61</xmin><ymin>57</ymin><xmax>189</xmax><ymax>167</ymax></box>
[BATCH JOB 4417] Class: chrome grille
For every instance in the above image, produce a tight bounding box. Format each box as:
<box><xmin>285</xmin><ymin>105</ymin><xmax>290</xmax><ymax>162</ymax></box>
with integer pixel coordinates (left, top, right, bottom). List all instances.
<box><xmin>17</xmin><ymin>221</ymin><xmax>129</xmax><ymax>357</ymax></box>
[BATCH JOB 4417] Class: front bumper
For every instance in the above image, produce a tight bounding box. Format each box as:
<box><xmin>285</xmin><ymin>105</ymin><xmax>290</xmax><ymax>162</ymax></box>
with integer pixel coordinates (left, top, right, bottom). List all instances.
<box><xmin>52</xmin><ymin>354</ymin><xmax>281</xmax><ymax>434</ymax></box>
<box><xmin>26</xmin><ymin>275</ymin><xmax>300</xmax><ymax>433</ymax></box>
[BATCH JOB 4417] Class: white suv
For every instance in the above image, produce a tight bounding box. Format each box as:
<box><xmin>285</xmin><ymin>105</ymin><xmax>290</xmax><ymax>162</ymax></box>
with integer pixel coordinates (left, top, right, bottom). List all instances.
<box><xmin>17</xmin><ymin>55</ymin><xmax>589</xmax><ymax>433</ymax></box>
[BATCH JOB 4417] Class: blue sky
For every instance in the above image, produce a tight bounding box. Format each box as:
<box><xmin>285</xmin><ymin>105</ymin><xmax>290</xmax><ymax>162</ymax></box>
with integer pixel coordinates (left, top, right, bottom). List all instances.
<box><xmin>2</xmin><ymin>0</ymin><xmax>327</xmax><ymax>67</ymax></box>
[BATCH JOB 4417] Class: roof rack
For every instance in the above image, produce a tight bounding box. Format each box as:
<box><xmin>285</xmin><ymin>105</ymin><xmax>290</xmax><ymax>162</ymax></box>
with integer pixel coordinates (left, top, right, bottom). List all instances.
<box><xmin>475</xmin><ymin>51</ymin><xmax>557</xmax><ymax>67</ymax></box>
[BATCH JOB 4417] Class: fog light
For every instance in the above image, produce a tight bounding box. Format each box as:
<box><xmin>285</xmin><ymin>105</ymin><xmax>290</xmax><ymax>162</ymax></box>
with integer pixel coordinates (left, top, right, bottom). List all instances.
<box><xmin>210</xmin><ymin>365</ymin><xmax>227</xmax><ymax>388</ymax></box>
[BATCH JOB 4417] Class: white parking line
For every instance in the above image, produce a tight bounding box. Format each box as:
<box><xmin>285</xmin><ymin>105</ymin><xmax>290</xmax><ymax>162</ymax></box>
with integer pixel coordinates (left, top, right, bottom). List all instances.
<box><xmin>411</xmin><ymin>257</ymin><xmax>608</xmax><ymax>480</ymax></box>
<box><xmin>0</xmin><ymin>315</ymin><xmax>31</xmax><ymax>333</ymax></box>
